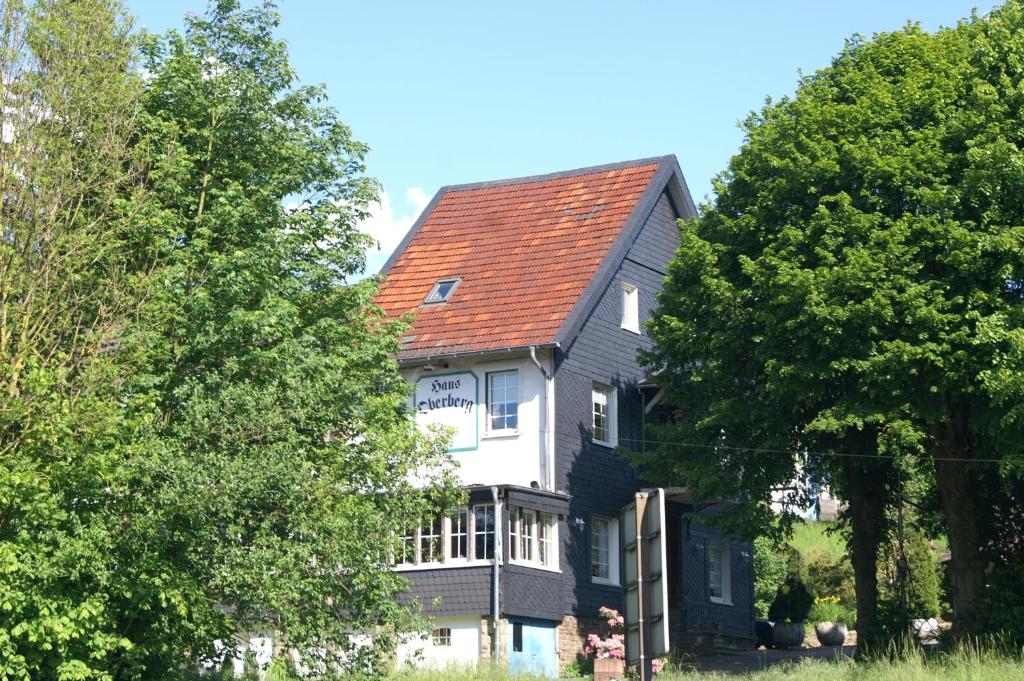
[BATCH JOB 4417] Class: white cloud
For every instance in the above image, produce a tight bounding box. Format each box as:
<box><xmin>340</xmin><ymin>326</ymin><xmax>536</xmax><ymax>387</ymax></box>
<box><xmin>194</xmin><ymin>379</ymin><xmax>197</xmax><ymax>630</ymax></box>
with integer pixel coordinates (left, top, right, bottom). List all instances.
<box><xmin>358</xmin><ymin>187</ymin><xmax>431</xmax><ymax>262</ymax></box>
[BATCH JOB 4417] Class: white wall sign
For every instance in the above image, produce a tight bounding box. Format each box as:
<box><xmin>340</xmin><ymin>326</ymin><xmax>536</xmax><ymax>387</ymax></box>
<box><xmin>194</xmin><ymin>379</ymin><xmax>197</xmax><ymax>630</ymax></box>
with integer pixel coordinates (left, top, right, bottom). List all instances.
<box><xmin>415</xmin><ymin>372</ymin><xmax>478</xmax><ymax>451</ymax></box>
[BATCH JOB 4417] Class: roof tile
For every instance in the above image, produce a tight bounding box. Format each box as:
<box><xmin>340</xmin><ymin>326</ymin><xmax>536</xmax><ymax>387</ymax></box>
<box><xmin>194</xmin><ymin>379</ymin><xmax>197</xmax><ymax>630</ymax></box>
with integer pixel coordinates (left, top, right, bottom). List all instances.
<box><xmin>376</xmin><ymin>160</ymin><xmax>663</xmax><ymax>359</ymax></box>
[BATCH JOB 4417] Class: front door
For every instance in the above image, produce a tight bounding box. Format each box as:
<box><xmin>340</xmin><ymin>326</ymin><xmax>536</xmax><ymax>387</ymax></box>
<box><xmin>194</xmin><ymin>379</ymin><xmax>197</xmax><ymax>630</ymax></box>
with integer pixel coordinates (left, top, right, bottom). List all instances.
<box><xmin>507</xmin><ymin>619</ymin><xmax>557</xmax><ymax>677</ymax></box>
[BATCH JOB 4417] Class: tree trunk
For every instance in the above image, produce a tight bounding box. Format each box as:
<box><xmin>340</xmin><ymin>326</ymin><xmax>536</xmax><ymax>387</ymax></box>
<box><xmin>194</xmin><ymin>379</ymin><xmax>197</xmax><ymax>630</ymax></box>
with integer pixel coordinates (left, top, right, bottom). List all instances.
<box><xmin>843</xmin><ymin>458</ymin><xmax>887</xmax><ymax>650</ymax></box>
<box><xmin>933</xmin><ymin>448</ymin><xmax>985</xmax><ymax>635</ymax></box>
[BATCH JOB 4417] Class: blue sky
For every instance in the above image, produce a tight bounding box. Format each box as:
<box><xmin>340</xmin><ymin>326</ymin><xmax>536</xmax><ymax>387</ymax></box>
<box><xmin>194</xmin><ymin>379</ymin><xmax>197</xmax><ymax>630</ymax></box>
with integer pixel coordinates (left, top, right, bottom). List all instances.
<box><xmin>126</xmin><ymin>1</ymin><xmax>1000</xmax><ymax>273</ymax></box>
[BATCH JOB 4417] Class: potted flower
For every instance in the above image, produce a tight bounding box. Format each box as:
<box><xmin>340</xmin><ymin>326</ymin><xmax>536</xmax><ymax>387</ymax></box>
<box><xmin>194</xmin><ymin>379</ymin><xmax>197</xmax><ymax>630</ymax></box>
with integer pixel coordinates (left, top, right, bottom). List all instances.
<box><xmin>587</xmin><ymin>607</ymin><xmax>625</xmax><ymax>681</ymax></box>
<box><xmin>768</xmin><ymin>576</ymin><xmax>813</xmax><ymax>649</ymax></box>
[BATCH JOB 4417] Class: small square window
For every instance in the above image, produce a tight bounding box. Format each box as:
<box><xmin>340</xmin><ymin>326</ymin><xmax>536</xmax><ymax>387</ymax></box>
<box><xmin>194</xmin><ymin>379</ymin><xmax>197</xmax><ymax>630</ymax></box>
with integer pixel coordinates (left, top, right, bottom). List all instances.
<box><xmin>424</xmin><ymin>278</ymin><xmax>460</xmax><ymax>304</ymax></box>
<box><xmin>431</xmin><ymin>627</ymin><xmax>451</xmax><ymax>646</ymax></box>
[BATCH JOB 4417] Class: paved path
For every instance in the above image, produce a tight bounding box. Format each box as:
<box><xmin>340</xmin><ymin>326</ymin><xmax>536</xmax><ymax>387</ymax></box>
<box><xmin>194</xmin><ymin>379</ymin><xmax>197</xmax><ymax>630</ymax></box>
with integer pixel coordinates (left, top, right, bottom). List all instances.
<box><xmin>680</xmin><ymin>645</ymin><xmax>857</xmax><ymax>675</ymax></box>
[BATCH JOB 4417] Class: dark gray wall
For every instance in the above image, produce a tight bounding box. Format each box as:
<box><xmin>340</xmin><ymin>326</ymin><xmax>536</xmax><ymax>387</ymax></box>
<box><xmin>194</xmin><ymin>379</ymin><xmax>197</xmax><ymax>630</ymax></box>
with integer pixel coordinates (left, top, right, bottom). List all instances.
<box><xmin>398</xmin><ymin>566</ymin><xmax>493</xmax><ymax>617</ymax></box>
<box><xmin>676</xmin><ymin>518</ymin><xmax>756</xmax><ymax>641</ymax></box>
<box><xmin>553</xmin><ymin>191</ymin><xmax>681</xmax><ymax>618</ymax></box>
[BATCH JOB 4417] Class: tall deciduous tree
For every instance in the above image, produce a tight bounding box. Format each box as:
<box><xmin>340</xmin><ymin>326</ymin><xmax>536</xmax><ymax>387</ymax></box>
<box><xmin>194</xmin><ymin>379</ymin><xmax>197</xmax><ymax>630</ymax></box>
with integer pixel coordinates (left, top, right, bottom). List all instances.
<box><xmin>0</xmin><ymin>1</ymin><xmax>151</xmax><ymax>678</ymax></box>
<box><xmin>2</xmin><ymin>0</ymin><xmax>456</xmax><ymax>677</ymax></box>
<box><xmin>636</xmin><ymin>3</ymin><xmax>1024</xmax><ymax>640</ymax></box>
<box><xmin>119</xmin><ymin>0</ymin><xmax>457</xmax><ymax>674</ymax></box>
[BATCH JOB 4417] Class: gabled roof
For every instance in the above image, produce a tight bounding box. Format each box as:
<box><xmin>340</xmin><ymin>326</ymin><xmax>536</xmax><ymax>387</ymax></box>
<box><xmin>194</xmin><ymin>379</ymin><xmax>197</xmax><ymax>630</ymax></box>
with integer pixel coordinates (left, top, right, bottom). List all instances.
<box><xmin>375</xmin><ymin>155</ymin><xmax>696</xmax><ymax>362</ymax></box>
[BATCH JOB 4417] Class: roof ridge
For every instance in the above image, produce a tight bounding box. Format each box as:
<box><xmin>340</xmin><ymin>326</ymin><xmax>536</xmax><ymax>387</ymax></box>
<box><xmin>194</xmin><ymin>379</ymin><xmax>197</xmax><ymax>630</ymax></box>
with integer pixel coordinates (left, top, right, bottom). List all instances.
<box><xmin>439</xmin><ymin>155</ymin><xmax>675</xmax><ymax>194</ymax></box>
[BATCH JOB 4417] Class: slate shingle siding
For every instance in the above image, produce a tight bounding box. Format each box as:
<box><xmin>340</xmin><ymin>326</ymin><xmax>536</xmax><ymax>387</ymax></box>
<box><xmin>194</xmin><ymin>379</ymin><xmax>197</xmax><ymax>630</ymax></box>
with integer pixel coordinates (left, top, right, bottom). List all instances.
<box><xmin>678</xmin><ymin>518</ymin><xmax>756</xmax><ymax>641</ymax></box>
<box><xmin>553</xmin><ymin>190</ymin><xmax>681</xmax><ymax>618</ymax></box>
<box><xmin>398</xmin><ymin>566</ymin><xmax>493</xmax><ymax>617</ymax></box>
<box><xmin>502</xmin><ymin>564</ymin><xmax>564</xmax><ymax>621</ymax></box>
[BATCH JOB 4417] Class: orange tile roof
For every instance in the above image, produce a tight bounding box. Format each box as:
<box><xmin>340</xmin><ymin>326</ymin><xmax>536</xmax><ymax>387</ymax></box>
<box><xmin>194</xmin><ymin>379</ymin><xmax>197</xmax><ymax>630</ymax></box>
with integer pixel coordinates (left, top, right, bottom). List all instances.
<box><xmin>375</xmin><ymin>159</ymin><xmax>666</xmax><ymax>360</ymax></box>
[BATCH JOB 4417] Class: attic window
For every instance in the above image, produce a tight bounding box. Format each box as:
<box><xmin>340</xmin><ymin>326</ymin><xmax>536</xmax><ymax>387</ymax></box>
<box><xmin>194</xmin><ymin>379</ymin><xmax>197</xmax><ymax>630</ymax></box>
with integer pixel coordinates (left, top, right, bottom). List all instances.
<box><xmin>424</xmin><ymin>278</ymin><xmax>460</xmax><ymax>304</ymax></box>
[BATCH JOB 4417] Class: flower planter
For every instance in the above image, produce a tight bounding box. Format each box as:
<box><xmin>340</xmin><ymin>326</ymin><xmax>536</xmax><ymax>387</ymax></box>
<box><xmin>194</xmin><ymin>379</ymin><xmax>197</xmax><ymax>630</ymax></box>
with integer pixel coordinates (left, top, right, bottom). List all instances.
<box><xmin>594</xmin><ymin>657</ymin><xmax>626</xmax><ymax>681</ymax></box>
<box><xmin>814</xmin><ymin>621</ymin><xmax>848</xmax><ymax>647</ymax></box>
<box><xmin>772</xmin><ymin>621</ymin><xmax>805</xmax><ymax>649</ymax></box>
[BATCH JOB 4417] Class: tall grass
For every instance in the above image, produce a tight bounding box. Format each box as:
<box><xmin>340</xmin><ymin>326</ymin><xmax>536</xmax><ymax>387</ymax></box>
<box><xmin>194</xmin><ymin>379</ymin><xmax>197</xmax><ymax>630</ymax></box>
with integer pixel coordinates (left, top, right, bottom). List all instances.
<box><xmin>385</xmin><ymin>641</ymin><xmax>1024</xmax><ymax>680</ymax></box>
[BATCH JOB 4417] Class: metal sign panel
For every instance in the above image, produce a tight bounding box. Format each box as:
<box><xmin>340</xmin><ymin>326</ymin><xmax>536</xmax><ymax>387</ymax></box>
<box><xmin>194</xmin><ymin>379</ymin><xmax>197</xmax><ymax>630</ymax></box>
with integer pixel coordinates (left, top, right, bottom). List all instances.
<box><xmin>622</xmin><ymin>489</ymin><xmax>670</xmax><ymax>677</ymax></box>
<box><xmin>413</xmin><ymin>371</ymin><xmax>478</xmax><ymax>451</ymax></box>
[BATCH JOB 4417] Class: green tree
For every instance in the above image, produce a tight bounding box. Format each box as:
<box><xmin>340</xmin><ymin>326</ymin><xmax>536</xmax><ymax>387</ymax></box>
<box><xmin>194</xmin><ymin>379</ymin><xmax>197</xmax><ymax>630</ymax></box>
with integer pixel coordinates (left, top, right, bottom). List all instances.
<box><xmin>0</xmin><ymin>1</ymin><xmax>151</xmax><ymax>678</ymax></box>
<box><xmin>636</xmin><ymin>2</ymin><xmax>1024</xmax><ymax>640</ymax></box>
<box><xmin>116</xmin><ymin>0</ymin><xmax>458</xmax><ymax>675</ymax></box>
<box><xmin>1</xmin><ymin>0</ymin><xmax>457</xmax><ymax>677</ymax></box>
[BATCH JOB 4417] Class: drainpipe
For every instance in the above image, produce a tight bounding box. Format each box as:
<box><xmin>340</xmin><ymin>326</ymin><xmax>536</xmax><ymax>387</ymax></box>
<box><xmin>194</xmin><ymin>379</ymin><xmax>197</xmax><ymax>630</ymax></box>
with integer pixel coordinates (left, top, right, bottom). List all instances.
<box><xmin>528</xmin><ymin>346</ymin><xmax>554</xmax><ymax>491</ymax></box>
<box><xmin>491</xmin><ymin>485</ymin><xmax>502</xmax><ymax>663</ymax></box>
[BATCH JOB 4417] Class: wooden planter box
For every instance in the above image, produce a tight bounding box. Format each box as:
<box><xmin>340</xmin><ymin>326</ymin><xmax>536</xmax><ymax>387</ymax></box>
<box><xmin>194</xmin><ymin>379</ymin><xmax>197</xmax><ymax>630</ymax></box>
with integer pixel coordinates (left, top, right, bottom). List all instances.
<box><xmin>594</xmin><ymin>657</ymin><xmax>626</xmax><ymax>681</ymax></box>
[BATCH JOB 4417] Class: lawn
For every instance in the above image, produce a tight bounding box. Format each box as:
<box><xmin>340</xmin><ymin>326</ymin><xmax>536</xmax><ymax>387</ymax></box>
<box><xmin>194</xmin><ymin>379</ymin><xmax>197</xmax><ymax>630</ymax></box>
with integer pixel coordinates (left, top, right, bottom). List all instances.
<box><xmin>789</xmin><ymin>521</ymin><xmax>846</xmax><ymax>564</ymax></box>
<box><xmin>386</xmin><ymin>645</ymin><xmax>1024</xmax><ymax>681</ymax></box>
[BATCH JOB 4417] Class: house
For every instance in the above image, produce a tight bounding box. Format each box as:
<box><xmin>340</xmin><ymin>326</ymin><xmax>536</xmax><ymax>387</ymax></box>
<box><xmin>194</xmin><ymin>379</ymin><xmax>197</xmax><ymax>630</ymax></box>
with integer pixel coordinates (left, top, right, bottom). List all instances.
<box><xmin>375</xmin><ymin>156</ymin><xmax>755</xmax><ymax>675</ymax></box>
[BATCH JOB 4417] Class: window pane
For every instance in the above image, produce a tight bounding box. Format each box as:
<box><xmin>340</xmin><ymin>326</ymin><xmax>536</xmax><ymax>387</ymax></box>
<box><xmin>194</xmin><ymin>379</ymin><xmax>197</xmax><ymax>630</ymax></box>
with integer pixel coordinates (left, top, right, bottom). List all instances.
<box><xmin>523</xmin><ymin>510</ymin><xmax>536</xmax><ymax>562</ymax></box>
<box><xmin>400</xmin><ymin>524</ymin><xmax>416</xmax><ymax>565</ymax></box>
<box><xmin>539</xmin><ymin>512</ymin><xmax>555</xmax><ymax>567</ymax></box>
<box><xmin>450</xmin><ymin>509</ymin><xmax>468</xmax><ymax>559</ymax></box>
<box><xmin>421</xmin><ymin>516</ymin><xmax>442</xmax><ymax>563</ymax></box>
<box><xmin>708</xmin><ymin>546</ymin><xmax>723</xmax><ymax>599</ymax></box>
<box><xmin>592</xmin><ymin>388</ymin><xmax>608</xmax><ymax>442</ymax></box>
<box><xmin>591</xmin><ymin>518</ymin><xmax>609</xmax><ymax>579</ymax></box>
<box><xmin>509</xmin><ymin>506</ymin><xmax>520</xmax><ymax>561</ymax></box>
<box><xmin>474</xmin><ymin>504</ymin><xmax>494</xmax><ymax>560</ymax></box>
<box><xmin>488</xmin><ymin>370</ymin><xmax>518</xmax><ymax>431</ymax></box>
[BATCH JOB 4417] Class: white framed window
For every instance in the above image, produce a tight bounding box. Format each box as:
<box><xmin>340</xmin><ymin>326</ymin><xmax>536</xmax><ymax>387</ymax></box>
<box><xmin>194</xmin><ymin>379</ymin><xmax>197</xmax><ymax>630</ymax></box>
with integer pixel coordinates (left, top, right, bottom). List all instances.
<box><xmin>621</xmin><ymin>282</ymin><xmax>640</xmax><ymax>333</ymax></box>
<box><xmin>424</xmin><ymin>278</ymin><xmax>460</xmax><ymax>304</ymax></box>
<box><xmin>486</xmin><ymin>370</ymin><xmax>518</xmax><ymax>433</ymax></box>
<box><xmin>707</xmin><ymin>541</ymin><xmax>732</xmax><ymax>604</ymax></box>
<box><xmin>591</xmin><ymin>383</ymin><xmax>617</xmax><ymax>447</ymax></box>
<box><xmin>430</xmin><ymin>627</ymin><xmax>452</xmax><ymax>647</ymax></box>
<box><xmin>591</xmin><ymin>516</ymin><xmax>620</xmax><ymax>585</ymax></box>
<box><xmin>509</xmin><ymin>506</ymin><xmax>558</xmax><ymax>568</ymax></box>
<box><xmin>396</xmin><ymin>504</ymin><xmax>493</xmax><ymax>567</ymax></box>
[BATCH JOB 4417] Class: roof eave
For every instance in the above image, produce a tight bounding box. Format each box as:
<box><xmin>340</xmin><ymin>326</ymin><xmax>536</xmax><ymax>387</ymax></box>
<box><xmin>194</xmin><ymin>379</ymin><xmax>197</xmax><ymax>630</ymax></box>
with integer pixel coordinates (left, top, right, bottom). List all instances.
<box><xmin>396</xmin><ymin>342</ymin><xmax>560</xmax><ymax>368</ymax></box>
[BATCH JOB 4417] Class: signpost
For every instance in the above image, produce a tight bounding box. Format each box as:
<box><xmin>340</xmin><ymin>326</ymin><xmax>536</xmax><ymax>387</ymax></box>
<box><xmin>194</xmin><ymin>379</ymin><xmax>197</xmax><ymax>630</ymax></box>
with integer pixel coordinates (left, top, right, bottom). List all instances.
<box><xmin>622</xmin><ymin>489</ymin><xmax>670</xmax><ymax>681</ymax></box>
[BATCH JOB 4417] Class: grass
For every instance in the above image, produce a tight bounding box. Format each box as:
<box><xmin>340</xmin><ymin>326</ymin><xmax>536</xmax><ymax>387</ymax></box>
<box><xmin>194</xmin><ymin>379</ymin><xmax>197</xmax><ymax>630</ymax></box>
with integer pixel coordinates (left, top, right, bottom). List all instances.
<box><xmin>386</xmin><ymin>642</ymin><xmax>1024</xmax><ymax>681</ymax></box>
<box><xmin>789</xmin><ymin>521</ymin><xmax>845</xmax><ymax>564</ymax></box>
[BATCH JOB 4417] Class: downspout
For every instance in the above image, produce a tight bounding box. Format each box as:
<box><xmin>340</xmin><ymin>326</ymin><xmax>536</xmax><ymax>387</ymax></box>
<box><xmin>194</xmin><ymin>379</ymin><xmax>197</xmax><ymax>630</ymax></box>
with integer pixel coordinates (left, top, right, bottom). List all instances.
<box><xmin>491</xmin><ymin>485</ymin><xmax>502</xmax><ymax>663</ymax></box>
<box><xmin>529</xmin><ymin>346</ymin><xmax>554</xmax><ymax>491</ymax></box>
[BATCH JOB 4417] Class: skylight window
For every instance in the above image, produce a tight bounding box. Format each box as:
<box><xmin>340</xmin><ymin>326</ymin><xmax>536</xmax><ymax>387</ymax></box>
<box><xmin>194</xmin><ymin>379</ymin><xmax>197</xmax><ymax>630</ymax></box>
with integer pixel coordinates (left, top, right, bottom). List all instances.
<box><xmin>424</xmin><ymin>278</ymin><xmax>460</xmax><ymax>304</ymax></box>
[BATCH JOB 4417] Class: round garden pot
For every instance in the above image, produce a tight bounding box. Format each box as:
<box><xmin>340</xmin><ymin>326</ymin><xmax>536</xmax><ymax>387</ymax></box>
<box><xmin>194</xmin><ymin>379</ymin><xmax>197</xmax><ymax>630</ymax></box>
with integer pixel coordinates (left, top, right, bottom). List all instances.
<box><xmin>814</xmin><ymin>621</ymin><xmax>848</xmax><ymax>647</ymax></box>
<box><xmin>772</xmin><ymin>621</ymin><xmax>806</xmax><ymax>649</ymax></box>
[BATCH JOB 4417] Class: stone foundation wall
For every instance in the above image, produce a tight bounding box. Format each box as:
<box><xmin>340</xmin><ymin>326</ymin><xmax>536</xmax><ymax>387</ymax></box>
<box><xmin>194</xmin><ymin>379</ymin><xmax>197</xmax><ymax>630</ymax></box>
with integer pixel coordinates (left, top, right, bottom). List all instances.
<box><xmin>478</xmin><ymin>617</ymin><xmax>512</xmax><ymax>666</ymax></box>
<box><xmin>557</xmin><ymin>615</ymin><xmax>604</xmax><ymax>674</ymax></box>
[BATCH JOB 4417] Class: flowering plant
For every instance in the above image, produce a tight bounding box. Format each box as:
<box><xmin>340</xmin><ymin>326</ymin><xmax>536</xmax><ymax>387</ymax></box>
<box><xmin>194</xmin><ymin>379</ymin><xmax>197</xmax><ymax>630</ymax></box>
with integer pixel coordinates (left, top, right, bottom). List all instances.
<box><xmin>584</xmin><ymin>606</ymin><xmax>625</xmax><ymax>660</ymax></box>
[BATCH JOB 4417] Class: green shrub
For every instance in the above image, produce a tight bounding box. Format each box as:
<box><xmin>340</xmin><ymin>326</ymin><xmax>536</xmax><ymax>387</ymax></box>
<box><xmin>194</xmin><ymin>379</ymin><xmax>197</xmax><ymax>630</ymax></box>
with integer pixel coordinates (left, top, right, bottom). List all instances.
<box><xmin>975</xmin><ymin>557</ymin><xmax>1024</xmax><ymax>646</ymax></box>
<box><xmin>754</xmin><ymin>537</ymin><xmax>790</xmax><ymax>618</ymax></box>
<box><xmin>878</xmin><ymin>529</ymin><xmax>941</xmax><ymax>620</ymax></box>
<box><xmin>769</xmin><ymin>576</ymin><xmax>814</xmax><ymax>623</ymax></box>
<box><xmin>807</xmin><ymin>556</ymin><xmax>856</xmax><ymax>611</ymax></box>
<box><xmin>809</xmin><ymin>595</ymin><xmax>857</xmax><ymax>626</ymax></box>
